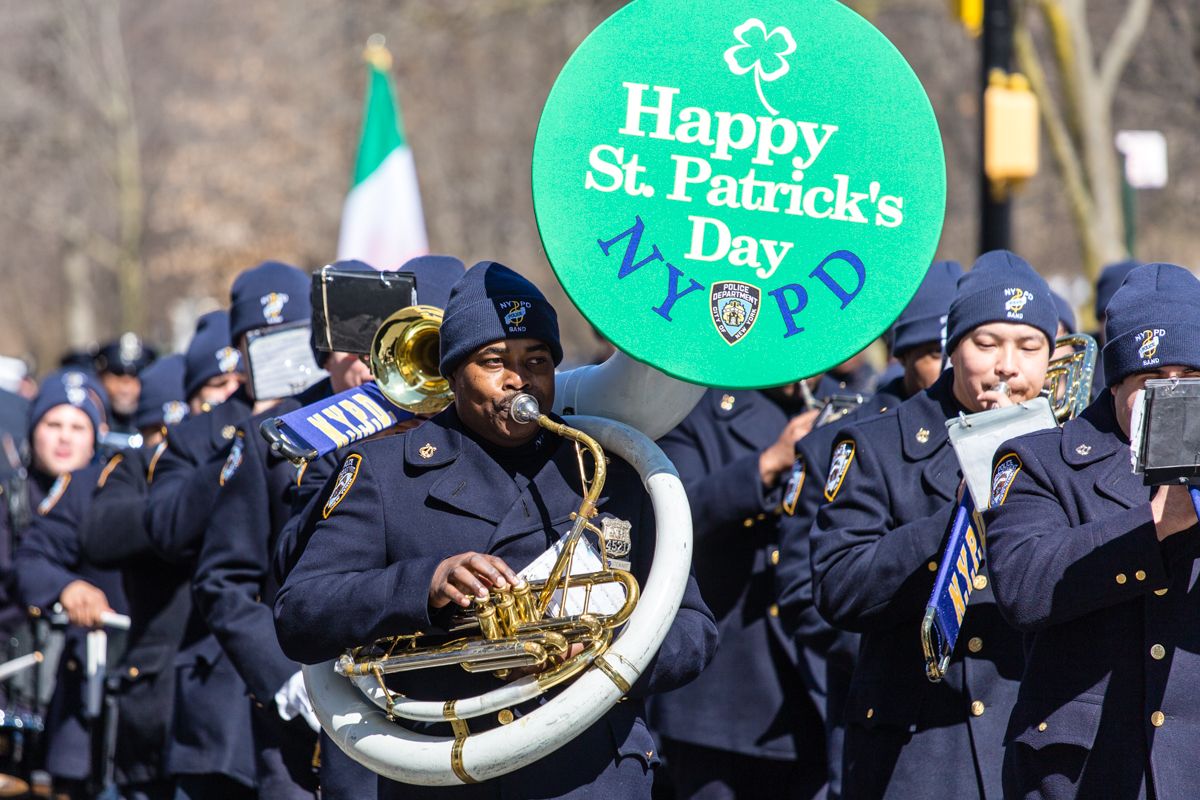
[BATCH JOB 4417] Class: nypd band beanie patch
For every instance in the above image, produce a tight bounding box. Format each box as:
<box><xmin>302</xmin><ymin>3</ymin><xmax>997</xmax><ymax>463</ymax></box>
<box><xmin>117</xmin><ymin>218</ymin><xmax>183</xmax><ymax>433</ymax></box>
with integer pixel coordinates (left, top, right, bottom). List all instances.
<box><xmin>890</xmin><ymin>259</ymin><xmax>963</xmax><ymax>357</ymax></box>
<box><xmin>945</xmin><ymin>250</ymin><xmax>1057</xmax><ymax>355</ymax></box>
<box><xmin>30</xmin><ymin>368</ymin><xmax>108</xmax><ymax>435</ymax></box>
<box><xmin>185</xmin><ymin>310</ymin><xmax>241</xmax><ymax>400</ymax></box>
<box><xmin>1102</xmin><ymin>263</ymin><xmax>1200</xmax><ymax>387</ymax></box>
<box><xmin>1094</xmin><ymin>259</ymin><xmax>1142</xmax><ymax>320</ymax></box>
<box><xmin>228</xmin><ymin>260</ymin><xmax>311</xmax><ymax>344</ymax></box>
<box><xmin>135</xmin><ymin>354</ymin><xmax>188</xmax><ymax>431</ymax></box>
<box><xmin>438</xmin><ymin>261</ymin><xmax>562</xmax><ymax>377</ymax></box>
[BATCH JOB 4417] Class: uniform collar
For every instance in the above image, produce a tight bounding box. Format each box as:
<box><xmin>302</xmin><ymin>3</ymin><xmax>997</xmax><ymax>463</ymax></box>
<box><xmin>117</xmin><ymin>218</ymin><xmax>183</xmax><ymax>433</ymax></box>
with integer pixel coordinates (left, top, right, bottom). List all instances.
<box><xmin>898</xmin><ymin>370</ymin><xmax>959</xmax><ymax>461</ymax></box>
<box><xmin>1060</xmin><ymin>391</ymin><xmax>1146</xmax><ymax>508</ymax></box>
<box><xmin>709</xmin><ymin>389</ymin><xmax>790</xmax><ymax>450</ymax></box>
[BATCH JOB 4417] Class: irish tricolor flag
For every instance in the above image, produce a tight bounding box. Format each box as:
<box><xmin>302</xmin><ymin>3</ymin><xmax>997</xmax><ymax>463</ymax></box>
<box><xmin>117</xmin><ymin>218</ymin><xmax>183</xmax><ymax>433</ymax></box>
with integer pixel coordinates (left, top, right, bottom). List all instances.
<box><xmin>337</xmin><ymin>42</ymin><xmax>428</xmax><ymax>268</ymax></box>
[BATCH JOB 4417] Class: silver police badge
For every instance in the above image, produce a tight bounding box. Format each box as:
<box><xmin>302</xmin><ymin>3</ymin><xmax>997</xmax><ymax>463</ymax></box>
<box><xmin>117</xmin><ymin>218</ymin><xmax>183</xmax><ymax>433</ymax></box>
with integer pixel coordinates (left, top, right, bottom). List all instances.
<box><xmin>219</xmin><ymin>433</ymin><xmax>245</xmax><ymax>486</ymax></box>
<box><xmin>990</xmin><ymin>454</ymin><xmax>1022</xmax><ymax>507</ymax></box>
<box><xmin>710</xmin><ymin>281</ymin><xmax>761</xmax><ymax>346</ymax></box>
<box><xmin>323</xmin><ymin>454</ymin><xmax>362</xmax><ymax>519</ymax></box>
<box><xmin>601</xmin><ymin>516</ymin><xmax>633</xmax><ymax>570</ymax></box>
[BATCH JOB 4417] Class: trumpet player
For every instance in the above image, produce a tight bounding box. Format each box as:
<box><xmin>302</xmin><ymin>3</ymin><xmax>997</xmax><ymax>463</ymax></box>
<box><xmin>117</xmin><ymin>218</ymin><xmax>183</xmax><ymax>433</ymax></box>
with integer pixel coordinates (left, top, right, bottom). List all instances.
<box><xmin>275</xmin><ymin>261</ymin><xmax>717</xmax><ymax>799</ymax></box>
<box><xmin>810</xmin><ymin>251</ymin><xmax>1057</xmax><ymax>799</ymax></box>
<box><xmin>984</xmin><ymin>263</ymin><xmax>1200</xmax><ymax>800</ymax></box>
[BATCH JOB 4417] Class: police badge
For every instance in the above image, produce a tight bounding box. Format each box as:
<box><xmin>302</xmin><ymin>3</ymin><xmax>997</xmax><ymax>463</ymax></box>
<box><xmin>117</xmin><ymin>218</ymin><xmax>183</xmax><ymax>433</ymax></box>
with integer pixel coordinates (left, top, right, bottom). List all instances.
<box><xmin>600</xmin><ymin>516</ymin><xmax>633</xmax><ymax>570</ymax></box>
<box><xmin>323</xmin><ymin>454</ymin><xmax>362</xmax><ymax>519</ymax></box>
<box><xmin>219</xmin><ymin>433</ymin><xmax>245</xmax><ymax>486</ymax></box>
<box><xmin>710</xmin><ymin>281</ymin><xmax>761</xmax><ymax>345</ymax></box>
<box><xmin>824</xmin><ymin>440</ymin><xmax>855</xmax><ymax>502</ymax></box>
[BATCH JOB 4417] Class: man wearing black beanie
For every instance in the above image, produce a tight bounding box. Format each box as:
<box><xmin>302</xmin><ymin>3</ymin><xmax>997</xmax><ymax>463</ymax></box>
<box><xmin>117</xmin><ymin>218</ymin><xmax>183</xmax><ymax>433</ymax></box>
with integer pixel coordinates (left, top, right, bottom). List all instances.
<box><xmin>810</xmin><ymin>250</ymin><xmax>1058</xmax><ymax>799</ymax></box>
<box><xmin>985</xmin><ymin>262</ymin><xmax>1200</xmax><ymax>800</ymax></box>
<box><xmin>276</xmin><ymin>260</ymin><xmax>718</xmax><ymax>799</ymax></box>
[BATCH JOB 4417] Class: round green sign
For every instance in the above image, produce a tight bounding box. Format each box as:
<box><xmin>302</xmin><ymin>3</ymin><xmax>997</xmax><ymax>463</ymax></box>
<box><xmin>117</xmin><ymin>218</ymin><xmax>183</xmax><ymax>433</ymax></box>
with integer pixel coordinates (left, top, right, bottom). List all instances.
<box><xmin>532</xmin><ymin>0</ymin><xmax>946</xmax><ymax>388</ymax></box>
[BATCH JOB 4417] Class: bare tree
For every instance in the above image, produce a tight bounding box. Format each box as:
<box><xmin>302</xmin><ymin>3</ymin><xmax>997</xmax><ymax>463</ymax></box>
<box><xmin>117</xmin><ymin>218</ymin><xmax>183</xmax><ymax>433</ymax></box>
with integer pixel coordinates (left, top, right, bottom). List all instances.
<box><xmin>1013</xmin><ymin>0</ymin><xmax>1152</xmax><ymax>280</ymax></box>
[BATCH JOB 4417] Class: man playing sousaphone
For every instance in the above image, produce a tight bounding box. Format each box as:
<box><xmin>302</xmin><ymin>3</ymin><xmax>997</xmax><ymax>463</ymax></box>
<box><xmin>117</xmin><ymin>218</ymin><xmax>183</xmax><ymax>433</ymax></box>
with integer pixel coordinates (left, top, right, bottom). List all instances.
<box><xmin>274</xmin><ymin>261</ymin><xmax>717</xmax><ymax>798</ymax></box>
<box><xmin>984</xmin><ymin>263</ymin><xmax>1200</xmax><ymax>800</ymax></box>
<box><xmin>810</xmin><ymin>251</ymin><xmax>1058</xmax><ymax>798</ymax></box>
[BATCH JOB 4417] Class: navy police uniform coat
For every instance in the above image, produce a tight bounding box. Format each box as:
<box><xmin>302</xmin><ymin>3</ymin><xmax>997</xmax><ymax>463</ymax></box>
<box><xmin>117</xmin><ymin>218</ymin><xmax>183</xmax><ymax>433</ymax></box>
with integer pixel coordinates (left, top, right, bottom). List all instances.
<box><xmin>79</xmin><ymin>445</ymin><xmax>190</xmax><ymax>789</ymax></box>
<box><xmin>776</xmin><ymin>375</ymin><xmax>908</xmax><ymax>800</ymax></box>
<box><xmin>983</xmin><ymin>391</ymin><xmax>1200</xmax><ymax>800</ymax></box>
<box><xmin>14</xmin><ymin>463</ymin><xmax>129</xmax><ymax>782</ymax></box>
<box><xmin>144</xmin><ymin>394</ymin><xmax>255</xmax><ymax>786</ymax></box>
<box><xmin>810</xmin><ymin>371</ymin><xmax>1023</xmax><ymax>800</ymax></box>
<box><xmin>275</xmin><ymin>404</ymin><xmax>718</xmax><ymax>799</ymax></box>
<box><xmin>650</xmin><ymin>389</ymin><xmax>824</xmax><ymax>782</ymax></box>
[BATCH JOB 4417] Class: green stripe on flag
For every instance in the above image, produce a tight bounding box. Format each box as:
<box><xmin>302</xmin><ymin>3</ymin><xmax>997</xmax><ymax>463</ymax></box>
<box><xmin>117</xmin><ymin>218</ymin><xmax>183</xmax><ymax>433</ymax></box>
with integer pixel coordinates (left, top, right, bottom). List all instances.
<box><xmin>352</xmin><ymin>64</ymin><xmax>406</xmax><ymax>186</ymax></box>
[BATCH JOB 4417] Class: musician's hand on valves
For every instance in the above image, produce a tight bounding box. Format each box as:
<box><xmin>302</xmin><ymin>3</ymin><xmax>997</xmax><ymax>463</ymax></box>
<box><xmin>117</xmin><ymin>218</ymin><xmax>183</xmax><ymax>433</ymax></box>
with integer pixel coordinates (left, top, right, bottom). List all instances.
<box><xmin>1151</xmin><ymin>484</ymin><xmax>1198</xmax><ymax>541</ymax></box>
<box><xmin>59</xmin><ymin>580</ymin><xmax>114</xmax><ymax>628</ymax></box>
<box><xmin>429</xmin><ymin>552</ymin><xmax>522</xmax><ymax>609</ymax></box>
<box><xmin>759</xmin><ymin>410</ymin><xmax>821</xmax><ymax>487</ymax></box>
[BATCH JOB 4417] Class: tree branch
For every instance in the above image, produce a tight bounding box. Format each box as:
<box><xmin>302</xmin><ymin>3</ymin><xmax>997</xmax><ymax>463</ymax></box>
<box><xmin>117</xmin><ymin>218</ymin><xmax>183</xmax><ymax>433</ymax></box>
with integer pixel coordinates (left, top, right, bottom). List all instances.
<box><xmin>1098</xmin><ymin>0</ymin><xmax>1152</xmax><ymax>103</ymax></box>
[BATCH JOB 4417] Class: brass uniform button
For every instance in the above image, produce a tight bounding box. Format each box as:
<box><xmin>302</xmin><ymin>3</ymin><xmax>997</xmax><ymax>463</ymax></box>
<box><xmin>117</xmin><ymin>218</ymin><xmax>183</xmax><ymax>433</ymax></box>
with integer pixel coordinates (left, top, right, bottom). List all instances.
<box><xmin>972</xmin><ymin>574</ymin><xmax>988</xmax><ymax>591</ymax></box>
<box><xmin>1135</xmin><ymin>570</ymin><xmax>1147</xmax><ymax>582</ymax></box>
<box><xmin>1115</xmin><ymin>573</ymin><xmax>1127</xmax><ymax>585</ymax></box>
<box><xmin>967</xmin><ymin>637</ymin><xmax>983</xmax><ymax>653</ymax></box>
<box><xmin>128</xmin><ymin>666</ymin><xmax>139</xmax><ymax>678</ymax></box>
<box><xmin>866</xmin><ymin>708</ymin><xmax>874</xmax><ymax>719</ymax></box>
<box><xmin>1037</xmin><ymin>722</ymin><xmax>1048</xmax><ymax>732</ymax></box>
<box><xmin>770</xmin><ymin>550</ymin><xmax>780</xmax><ymax>565</ymax></box>
<box><xmin>1154</xmin><ymin>588</ymin><xmax>1169</xmax><ymax>596</ymax></box>
<box><xmin>971</xmin><ymin>700</ymin><xmax>985</xmax><ymax>717</ymax></box>
<box><xmin>927</xmin><ymin>561</ymin><xmax>938</xmax><ymax>572</ymax></box>
<box><xmin>1151</xmin><ymin>711</ymin><xmax>1165</xmax><ymax>727</ymax></box>
<box><xmin>497</xmin><ymin>709</ymin><xmax>514</xmax><ymax>725</ymax></box>
<box><xmin>768</xmin><ymin>604</ymin><xmax>779</xmax><ymax>618</ymax></box>
<box><xmin>1151</xmin><ymin>644</ymin><xmax>1166</xmax><ymax>660</ymax></box>
<box><xmin>66</xmin><ymin>660</ymin><xmax>77</xmax><ymax>672</ymax></box>
<box><xmin>742</xmin><ymin>518</ymin><xmax>754</xmax><ymax>528</ymax></box>
<box><xmin>756</xmin><ymin>513</ymin><xmax>766</xmax><ymax>521</ymax></box>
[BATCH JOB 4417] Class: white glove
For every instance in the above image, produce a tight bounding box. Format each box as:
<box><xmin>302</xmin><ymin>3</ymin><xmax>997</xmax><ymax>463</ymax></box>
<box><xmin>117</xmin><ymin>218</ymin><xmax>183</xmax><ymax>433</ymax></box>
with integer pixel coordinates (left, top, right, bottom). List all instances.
<box><xmin>275</xmin><ymin>669</ymin><xmax>320</xmax><ymax>733</ymax></box>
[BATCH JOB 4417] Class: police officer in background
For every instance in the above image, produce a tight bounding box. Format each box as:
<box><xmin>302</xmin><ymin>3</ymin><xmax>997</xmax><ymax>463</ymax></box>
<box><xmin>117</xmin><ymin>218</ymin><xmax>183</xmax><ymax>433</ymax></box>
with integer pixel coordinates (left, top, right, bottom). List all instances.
<box><xmin>192</xmin><ymin>256</ymin><xmax>464</xmax><ymax>799</ymax></box>
<box><xmin>1088</xmin><ymin>259</ymin><xmax>1142</xmax><ymax>393</ymax></box>
<box><xmin>79</xmin><ymin>354</ymin><xmax>189</xmax><ymax>800</ymax></box>
<box><xmin>811</xmin><ymin>251</ymin><xmax>1057</xmax><ymax>799</ymax></box>
<box><xmin>275</xmin><ymin>260</ymin><xmax>718</xmax><ymax>799</ymax></box>
<box><xmin>648</xmin><ymin>379</ymin><xmax>826</xmax><ymax>796</ymax></box>
<box><xmin>13</xmin><ymin>373</ymin><xmax>122</xmax><ymax>799</ymax></box>
<box><xmin>146</xmin><ymin>261</ymin><xmax>309</xmax><ymax>800</ymax></box>
<box><xmin>775</xmin><ymin>258</ymin><xmax>962</xmax><ymax>800</ymax></box>
<box><xmin>95</xmin><ymin>333</ymin><xmax>156</xmax><ymax>435</ymax></box>
<box><xmin>184</xmin><ymin>310</ymin><xmax>245</xmax><ymax>415</ymax></box>
<box><xmin>984</xmin><ymin>263</ymin><xmax>1200</xmax><ymax>800</ymax></box>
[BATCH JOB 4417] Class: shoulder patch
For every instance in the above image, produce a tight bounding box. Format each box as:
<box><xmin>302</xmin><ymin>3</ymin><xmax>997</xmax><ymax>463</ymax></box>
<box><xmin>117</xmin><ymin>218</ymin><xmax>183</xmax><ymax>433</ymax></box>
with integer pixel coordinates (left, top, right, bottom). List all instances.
<box><xmin>147</xmin><ymin>440</ymin><xmax>168</xmax><ymax>484</ymax></box>
<box><xmin>782</xmin><ymin>456</ymin><xmax>806</xmax><ymax>516</ymax></box>
<box><xmin>98</xmin><ymin>454</ymin><xmax>124</xmax><ymax>488</ymax></box>
<box><xmin>219</xmin><ymin>432</ymin><xmax>245</xmax><ymax>486</ymax></box>
<box><xmin>990</xmin><ymin>453</ymin><xmax>1022</xmax><ymax>507</ymax></box>
<box><xmin>323</xmin><ymin>454</ymin><xmax>362</xmax><ymax>519</ymax></box>
<box><xmin>824</xmin><ymin>440</ymin><xmax>856</xmax><ymax>502</ymax></box>
<box><xmin>38</xmin><ymin>473</ymin><xmax>71</xmax><ymax>516</ymax></box>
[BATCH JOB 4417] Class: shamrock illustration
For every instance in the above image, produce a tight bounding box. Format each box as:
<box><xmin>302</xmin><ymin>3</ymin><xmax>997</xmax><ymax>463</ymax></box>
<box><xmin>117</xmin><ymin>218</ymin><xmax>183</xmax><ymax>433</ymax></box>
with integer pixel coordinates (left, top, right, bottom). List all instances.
<box><xmin>723</xmin><ymin>18</ymin><xmax>797</xmax><ymax>116</ymax></box>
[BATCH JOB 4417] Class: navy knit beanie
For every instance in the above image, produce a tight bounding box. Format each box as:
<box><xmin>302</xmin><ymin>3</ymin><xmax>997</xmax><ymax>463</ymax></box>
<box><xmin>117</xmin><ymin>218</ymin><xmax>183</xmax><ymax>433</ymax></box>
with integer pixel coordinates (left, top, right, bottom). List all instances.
<box><xmin>945</xmin><ymin>250</ymin><xmax>1057</xmax><ymax>354</ymax></box>
<box><xmin>30</xmin><ymin>369</ymin><xmax>108</xmax><ymax>436</ymax></box>
<box><xmin>228</xmin><ymin>261</ymin><xmax>311</xmax><ymax>344</ymax></box>
<box><xmin>406</xmin><ymin>255</ymin><xmax>466</xmax><ymax>310</ymax></box>
<box><xmin>185</xmin><ymin>310</ymin><xmax>241</xmax><ymax>400</ymax></box>
<box><xmin>1102</xmin><ymin>263</ymin><xmax>1200</xmax><ymax>387</ymax></box>
<box><xmin>438</xmin><ymin>261</ymin><xmax>562</xmax><ymax>377</ymax></box>
<box><xmin>1050</xmin><ymin>290</ymin><xmax>1076</xmax><ymax>335</ymax></box>
<box><xmin>135</xmin><ymin>354</ymin><xmax>188</xmax><ymax>430</ymax></box>
<box><xmin>1094</xmin><ymin>259</ymin><xmax>1143</xmax><ymax>320</ymax></box>
<box><xmin>890</xmin><ymin>260</ymin><xmax>963</xmax><ymax>357</ymax></box>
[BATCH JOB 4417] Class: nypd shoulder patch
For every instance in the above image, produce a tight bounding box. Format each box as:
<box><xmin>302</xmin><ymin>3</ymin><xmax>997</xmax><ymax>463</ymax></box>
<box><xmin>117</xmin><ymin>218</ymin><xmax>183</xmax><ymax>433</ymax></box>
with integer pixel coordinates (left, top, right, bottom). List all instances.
<box><xmin>38</xmin><ymin>473</ymin><xmax>71</xmax><ymax>516</ymax></box>
<box><xmin>782</xmin><ymin>456</ymin><xmax>806</xmax><ymax>516</ymax></box>
<box><xmin>990</xmin><ymin>453</ymin><xmax>1022</xmax><ymax>508</ymax></box>
<box><xmin>824</xmin><ymin>441</ymin><xmax>856</xmax><ymax>502</ymax></box>
<box><xmin>323</xmin><ymin>454</ymin><xmax>362</xmax><ymax>519</ymax></box>
<box><xmin>98</xmin><ymin>454</ymin><xmax>124</xmax><ymax>488</ymax></box>
<box><xmin>219</xmin><ymin>433</ymin><xmax>245</xmax><ymax>487</ymax></box>
<box><xmin>147</xmin><ymin>440</ymin><xmax>168</xmax><ymax>484</ymax></box>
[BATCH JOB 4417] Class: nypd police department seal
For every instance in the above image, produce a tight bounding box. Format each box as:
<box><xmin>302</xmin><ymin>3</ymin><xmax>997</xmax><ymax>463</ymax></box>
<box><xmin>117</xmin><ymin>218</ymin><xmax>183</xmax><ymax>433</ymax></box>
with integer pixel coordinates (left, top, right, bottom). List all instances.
<box><xmin>710</xmin><ymin>281</ymin><xmax>761</xmax><ymax>346</ymax></box>
<box><xmin>782</xmin><ymin>456</ymin><xmax>806</xmax><ymax>516</ymax></box>
<box><xmin>323</xmin><ymin>454</ymin><xmax>362</xmax><ymax>519</ymax></box>
<box><xmin>990</xmin><ymin>453</ymin><xmax>1022</xmax><ymax>507</ymax></box>
<box><xmin>824</xmin><ymin>440</ymin><xmax>855</xmax><ymax>502</ymax></box>
<box><xmin>219</xmin><ymin>433</ymin><xmax>245</xmax><ymax>486</ymax></box>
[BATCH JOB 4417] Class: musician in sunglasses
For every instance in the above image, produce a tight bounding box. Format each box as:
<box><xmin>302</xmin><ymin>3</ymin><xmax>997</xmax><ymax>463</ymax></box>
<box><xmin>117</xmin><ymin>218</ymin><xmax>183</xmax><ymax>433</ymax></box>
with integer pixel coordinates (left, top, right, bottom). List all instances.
<box><xmin>809</xmin><ymin>251</ymin><xmax>1057</xmax><ymax>799</ymax></box>
<box><xmin>984</xmin><ymin>263</ymin><xmax>1200</xmax><ymax>800</ymax></box>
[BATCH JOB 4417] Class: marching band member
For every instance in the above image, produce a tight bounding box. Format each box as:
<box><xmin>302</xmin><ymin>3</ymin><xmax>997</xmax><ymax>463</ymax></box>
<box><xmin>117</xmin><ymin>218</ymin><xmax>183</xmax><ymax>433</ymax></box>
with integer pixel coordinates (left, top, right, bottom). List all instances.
<box><xmin>78</xmin><ymin>355</ymin><xmax>190</xmax><ymax>799</ymax></box>
<box><xmin>146</xmin><ymin>261</ymin><xmax>310</xmax><ymax>799</ymax></box>
<box><xmin>192</xmin><ymin>256</ymin><xmax>463</xmax><ymax>800</ymax></box>
<box><xmin>775</xmin><ymin>258</ymin><xmax>962</xmax><ymax>799</ymax></box>
<box><xmin>13</xmin><ymin>371</ymin><xmax>123</xmax><ymax>799</ymax></box>
<box><xmin>1088</xmin><ymin>260</ymin><xmax>1142</xmax><ymax>394</ymax></box>
<box><xmin>810</xmin><ymin>251</ymin><xmax>1057</xmax><ymax>799</ymax></box>
<box><xmin>984</xmin><ymin>263</ymin><xmax>1200</xmax><ymax>800</ymax></box>
<box><xmin>275</xmin><ymin>260</ymin><xmax>718</xmax><ymax>799</ymax></box>
<box><xmin>648</xmin><ymin>379</ymin><xmax>826</xmax><ymax>799</ymax></box>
